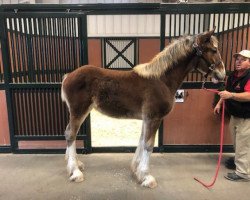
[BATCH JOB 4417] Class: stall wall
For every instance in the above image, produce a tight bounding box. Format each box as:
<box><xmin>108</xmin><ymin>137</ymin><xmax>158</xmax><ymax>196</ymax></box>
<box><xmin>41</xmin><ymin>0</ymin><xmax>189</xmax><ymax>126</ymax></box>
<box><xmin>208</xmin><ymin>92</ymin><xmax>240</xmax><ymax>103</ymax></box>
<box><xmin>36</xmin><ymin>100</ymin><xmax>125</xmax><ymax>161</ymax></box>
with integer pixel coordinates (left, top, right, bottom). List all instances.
<box><xmin>163</xmin><ymin>89</ymin><xmax>231</xmax><ymax>145</ymax></box>
<box><xmin>0</xmin><ymin>91</ymin><xmax>10</xmax><ymax>146</ymax></box>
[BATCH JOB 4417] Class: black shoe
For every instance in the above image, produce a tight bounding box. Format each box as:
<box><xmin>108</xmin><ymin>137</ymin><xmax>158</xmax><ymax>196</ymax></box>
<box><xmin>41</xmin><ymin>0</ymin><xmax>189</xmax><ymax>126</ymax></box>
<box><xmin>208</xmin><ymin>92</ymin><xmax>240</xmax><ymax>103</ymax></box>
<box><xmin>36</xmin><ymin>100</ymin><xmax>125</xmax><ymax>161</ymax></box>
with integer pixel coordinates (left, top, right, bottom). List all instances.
<box><xmin>225</xmin><ymin>157</ymin><xmax>236</xmax><ymax>170</ymax></box>
<box><xmin>224</xmin><ymin>172</ymin><xmax>250</xmax><ymax>182</ymax></box>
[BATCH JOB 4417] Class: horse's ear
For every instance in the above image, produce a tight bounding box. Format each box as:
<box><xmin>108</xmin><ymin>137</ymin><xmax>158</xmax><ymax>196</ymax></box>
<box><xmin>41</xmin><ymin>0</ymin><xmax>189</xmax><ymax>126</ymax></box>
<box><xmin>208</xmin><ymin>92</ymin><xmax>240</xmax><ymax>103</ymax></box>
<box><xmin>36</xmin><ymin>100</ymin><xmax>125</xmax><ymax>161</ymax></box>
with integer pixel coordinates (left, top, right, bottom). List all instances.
<box><xmin>198</xmin><ymin>27</ymin><xmax>216</xmax><ymax>44</ymax></box>
<box><xmin>206</xmin><ymin>26</ymin><xmax>216</xmax><ymax>37</ymax></box>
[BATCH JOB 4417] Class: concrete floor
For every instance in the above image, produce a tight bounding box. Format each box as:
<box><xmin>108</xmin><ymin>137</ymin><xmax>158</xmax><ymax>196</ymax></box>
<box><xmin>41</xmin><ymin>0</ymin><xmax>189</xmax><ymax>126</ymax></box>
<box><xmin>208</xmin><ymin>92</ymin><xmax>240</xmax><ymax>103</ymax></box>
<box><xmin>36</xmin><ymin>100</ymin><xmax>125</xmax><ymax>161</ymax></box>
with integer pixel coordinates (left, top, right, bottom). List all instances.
<box><xmin>0</xmin><ymin>153</ymin><xmax>249</xmax><ymax>200</ymax></box>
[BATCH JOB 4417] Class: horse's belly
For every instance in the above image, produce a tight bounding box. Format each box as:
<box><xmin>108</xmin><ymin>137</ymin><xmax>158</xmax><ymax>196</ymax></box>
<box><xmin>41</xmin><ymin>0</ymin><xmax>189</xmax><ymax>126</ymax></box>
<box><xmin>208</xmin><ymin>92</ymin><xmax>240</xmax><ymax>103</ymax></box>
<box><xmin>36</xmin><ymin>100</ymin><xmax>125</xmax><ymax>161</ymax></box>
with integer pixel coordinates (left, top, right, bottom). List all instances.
<box><xmin>93</xmin><ymin>97</ymin><xmax>142</xmax><ymax>119</ymax></box>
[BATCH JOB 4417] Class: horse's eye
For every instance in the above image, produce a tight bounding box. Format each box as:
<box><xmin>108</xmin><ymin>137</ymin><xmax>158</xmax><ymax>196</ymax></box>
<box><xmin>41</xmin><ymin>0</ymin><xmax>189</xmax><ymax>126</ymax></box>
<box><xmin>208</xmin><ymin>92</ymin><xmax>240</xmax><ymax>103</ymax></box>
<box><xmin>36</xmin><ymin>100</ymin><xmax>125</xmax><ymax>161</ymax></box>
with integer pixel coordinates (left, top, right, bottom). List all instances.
<box><xmin>211</xmin><ymin>48</ymin><xmax>217</xmax><ymax>53</ymax></box>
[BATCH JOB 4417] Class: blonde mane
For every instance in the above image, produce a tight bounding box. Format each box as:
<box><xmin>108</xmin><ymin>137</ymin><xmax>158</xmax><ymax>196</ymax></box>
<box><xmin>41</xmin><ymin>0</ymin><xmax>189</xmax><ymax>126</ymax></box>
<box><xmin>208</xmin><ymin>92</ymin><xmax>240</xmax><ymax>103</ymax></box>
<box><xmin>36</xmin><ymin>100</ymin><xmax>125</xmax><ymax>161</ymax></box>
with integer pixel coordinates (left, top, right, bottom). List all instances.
<box><xmin>133</xmin><ymin>35</ymin><xmax>195</xmax><ymax>78</ymax></box>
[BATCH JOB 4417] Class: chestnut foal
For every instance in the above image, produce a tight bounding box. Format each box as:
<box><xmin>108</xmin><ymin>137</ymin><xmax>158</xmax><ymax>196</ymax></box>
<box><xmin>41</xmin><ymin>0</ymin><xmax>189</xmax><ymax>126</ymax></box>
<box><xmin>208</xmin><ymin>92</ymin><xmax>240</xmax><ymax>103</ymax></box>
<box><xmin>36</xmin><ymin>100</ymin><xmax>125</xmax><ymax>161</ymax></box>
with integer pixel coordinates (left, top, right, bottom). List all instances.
<box><xmin>61</xmin><ymin>29</ymin><xmax>225</xmax><ymax>188</ymax></box>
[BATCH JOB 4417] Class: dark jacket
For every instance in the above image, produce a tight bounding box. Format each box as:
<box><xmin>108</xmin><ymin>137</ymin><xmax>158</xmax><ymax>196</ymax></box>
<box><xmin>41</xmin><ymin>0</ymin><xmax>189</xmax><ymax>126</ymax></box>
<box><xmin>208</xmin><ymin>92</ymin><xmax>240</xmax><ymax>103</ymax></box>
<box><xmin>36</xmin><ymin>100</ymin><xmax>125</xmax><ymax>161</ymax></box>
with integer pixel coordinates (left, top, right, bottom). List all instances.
<box><xmin>225</xmin><ymin>69</ymin><xmax>250</xmax><ymax>118</ymax></box>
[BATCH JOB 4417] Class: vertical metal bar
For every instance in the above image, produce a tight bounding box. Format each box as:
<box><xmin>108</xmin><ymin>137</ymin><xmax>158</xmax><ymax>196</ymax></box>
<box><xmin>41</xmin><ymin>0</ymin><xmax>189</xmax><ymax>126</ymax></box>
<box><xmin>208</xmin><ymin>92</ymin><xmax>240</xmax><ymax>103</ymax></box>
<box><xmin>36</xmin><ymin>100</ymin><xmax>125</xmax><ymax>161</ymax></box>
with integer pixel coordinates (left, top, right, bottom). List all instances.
<box><xmin>188</xmin><ymin>13</ymin><xmax>191</xmax><ymax>34</ymax></box>
<box><xmin>21</xmin><ymin>89</ymin><xmax>29</xmax><ymax>136</ymax></box>
<box><xmin>70</xmin><ymin>17</ymin><xmax>74</xmax><ymax>71</ymax></box>
<box><xmin>174</xmin><ymin>14</ymin><xmax>176</xmax><ymax>38</ymax></box>
<box><xmin>221</xmin><ymin>13</ymin><xmax>225</xmax><ymax>56</ymax></box>
<box><xmin>24</xmin><ymin>89</ymin><xmax>32</xmax><ymax>136</ymax></box>
<box><xmin>178</xmin><ymin>14</ymin><xmax>181</xmax><ymax>37</ymax></box>
<box><xmin>159</xmin><ymin>13</ymin><xmax>166</xmax><ymax>148</ymax></box>
<box><xmin>160</xmin><ymin>13</ymin><xmax>166</xmax><ymax>48</ymax></box>
<box><xmin>183</xmin><ymin>13</ymin><xmax>186</xmax><ymax>34</ymax></box>
<box><xmin>41</xmin><ymin>89</ymin><xmax>46</xmax><ymax>136</ymax></box>
<box><xmin>246</xmin><ymin>14</ymin><xmax>250</xmax><ymax>50</ymax></box>
<box><xmin>45</xmin><ymin>89</ymin><xmax>51</xmax><ymax>136</ymax></box>
<box><xmin>196</xmin><ymin>14</ymin><xmax>201</xmax><ymax>81</ymax></box>
<box><xmin>50</xmin><ymin>88</ymin><xmax>55</xmax><ymax>135</ymax></box>
<box><xmin>134</xmin><ymin>38</ymin><xmax>137</xmax><ymax>66</ymax></box>
<box><xmin>57</xmin><ymin>18</ymin><xmax>64</xmax><ymax>76</ymax></box>
<box><xmin>19</xmin><ymin>18</ymin><xmax>27</xmax><ymax>83</ymax></box>
<box><xmin>11</xmin><ymin>91</ymin><xmax>18</xmax><ymax>136</ymax></box>
<box><xmin>74</xmin><ymin>17</ymin><xmax>78</xmax><ymax>68</ymax></box>
<box><xmin>192</xmin><ymin>14</ymin><xmax>196</xmax><ymax>81</ymax></box>
<box><xmin>31</xmin><ymin>89</ymin><xmax>38</xmax><ymax>136</ymax></box>
<box><xmin>198</xmin><ymin>13</ymin><xmax>201</xmax><ymax>33</ymax></box>
<box><xmin>57</xmin><ymin>89</ymin><xmax>63</xmax><ymax>135</ymax></box>
<box><xmin>35</xmin><ymin>89</ymin><xmax>41</xmax><ymax>136</ymax></box>
<box><xmin>104</xmin><ymin>38</ymin><xmax>107</xmax><ymax>68</ymax></box>
<box><xmin>38</xmin><ymin>18</ymin><xmax>45</xmax><ymax>82</ymax></box>
<box><xmin>240</xmin><ymin>13</ymin><xmax>245</xmax><ymax>51</ymax></box>
<box><xmin>47</xmin><ymin>18</ymin><xmax>53</xmax><ymax>82</ymax></box>
<box><xmin>69</xmin><ymin>17</ymin><xmax>74</xmax><ymax>71</ymax></box>
<box><xmin>80</xmin><ymin>15</ymin><xmax>89</xmax><ymax>65</ymax></box>
<box><xmin>51</xmin><ymin>89</ymin><xmax>57</xmax><ymax>135</ymax></box>
<box><xmin>10</xmin><ymin>18</ymin><xmax>18</xmax><ymax>83</ymax></box>
<box><xmin>212</xmin><ymin>13</ymin><xmax>216</xmax><ymax>30</ymax></box>
<box><xmin>67</xmin><ymin>18</ymin><xmax>71</xmax><ymax>72</ymax></box>
<box><xmin>202</xmin><ymin>14</ymin><xmax>206</xmax><ymax>32</ymax></box>
<box><xmin>53</xmin><ymin>18</ymin><xmax>59</xmax><ymax>81</ymax></box>
<box><xmin>235</xmin><ymin>13</ymin><xmax>240</xmax><ymax>53</ymax></box>
<box><xmin>65</xmin><ymin>18</ymin><xmax>70</xmax><ymax>73</ymax></box>
<box><xmin>28</xmin><ymin>89</ymin><xmax>34</xmax><ymax>136</ymax></box>
<box><xmin>50</xmin><ymin>18</ymin><xmax>56</xmax><ymax>82</ymax></box>
<box><xmin>37</xmin><ymin>18</ymin><xmax>42</xmax><ymax>82</ymax></box>
<box><xmin>27</xmin><ymin>18</ymin><xmax>35</xmax><ymax>82</ymax></box>
<box><xmin>229</xmin><ymin>13</ymin><xmax>236</xmax><ymax>71</ymax></box>
<box><xmin>60</xmin><ymin>18</ymin><xmax>66</xmax><ymax>75</ymax></box>
<box><xmin>217</xmin><ymin>13</ymin><xmax>221</xmax><ymax>35</ymax></box>
<box><xmin>16</xmin><ymin>90</ymin><xmax>24</xmax><ymax>136</ymax></box>
<box><xmin>78</xmin><ymin>14</ymin><xmax>91</xmax><ymax>152</ymax></box>
<box><xmin>13</xmin><ymin>18</ymin><xmax>21</xmax><ymax>83</ymax></box>
<box><xmin>66</xmin><ymin>18</ymin><xmax>70</xmax><ymax>72</ymax></box>
<box><xmin>169</xmin><ymin>14</ymin><xmax>172</xmax><ymax>42</ymax></box>
<box><xmin>33</xmin><ymin>18</ymin><xmax>39</xmax><ymax>82</ymax></box>
<box><xmin>225</xmin><ymin>13</ymin><xmax>230</xmax><ymax>72</ymax></box>
<box><xmin>42</xmin><ymin>18</ymin><xmax>49</xmax><ymax>82</ymax></box>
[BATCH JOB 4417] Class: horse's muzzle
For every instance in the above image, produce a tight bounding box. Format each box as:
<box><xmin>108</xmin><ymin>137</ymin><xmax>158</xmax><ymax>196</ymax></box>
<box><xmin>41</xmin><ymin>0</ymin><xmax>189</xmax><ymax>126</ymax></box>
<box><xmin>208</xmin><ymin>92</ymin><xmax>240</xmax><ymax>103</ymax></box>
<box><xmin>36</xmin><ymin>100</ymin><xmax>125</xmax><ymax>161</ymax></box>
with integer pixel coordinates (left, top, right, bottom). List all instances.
<box><xmin>211</xmin><ymin>62</ymin><xmax>226</xmax><ymax>83</ymax></box>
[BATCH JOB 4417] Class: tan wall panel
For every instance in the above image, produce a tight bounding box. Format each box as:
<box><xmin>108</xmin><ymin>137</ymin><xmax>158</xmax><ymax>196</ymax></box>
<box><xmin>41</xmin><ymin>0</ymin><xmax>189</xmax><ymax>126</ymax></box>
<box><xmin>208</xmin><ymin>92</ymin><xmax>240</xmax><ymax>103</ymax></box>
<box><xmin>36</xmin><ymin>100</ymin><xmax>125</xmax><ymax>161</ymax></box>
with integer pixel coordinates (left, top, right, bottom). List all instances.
<box><xmin>139</xmin><ymin>39</ymin><xmax>160</xmax><ymax>63</ymax></box>
<box><xmin>88</xmin><ymin>39</ymin><xmax>102</xmax><ymax>67</ymax></box>
<box><xmin>0</xmin><ymin>91</ymin><xmax>10</xmax><ymax>145</ymax></box>
<box><xmin>163</xmin><ymin>89</ymin><xmax>231</xmax><ymax>145</ymax></box>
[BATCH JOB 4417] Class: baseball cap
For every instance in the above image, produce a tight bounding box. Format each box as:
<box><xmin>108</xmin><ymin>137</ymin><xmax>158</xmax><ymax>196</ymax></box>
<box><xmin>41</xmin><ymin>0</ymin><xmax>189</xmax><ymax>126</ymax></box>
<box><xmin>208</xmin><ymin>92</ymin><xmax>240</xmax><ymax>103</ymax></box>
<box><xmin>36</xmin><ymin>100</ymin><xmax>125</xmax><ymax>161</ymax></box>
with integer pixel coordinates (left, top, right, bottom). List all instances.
<box><xmin>233</xmin><ymin>50</ymin><xmax>250</xmax><ymax>59</ymax></box>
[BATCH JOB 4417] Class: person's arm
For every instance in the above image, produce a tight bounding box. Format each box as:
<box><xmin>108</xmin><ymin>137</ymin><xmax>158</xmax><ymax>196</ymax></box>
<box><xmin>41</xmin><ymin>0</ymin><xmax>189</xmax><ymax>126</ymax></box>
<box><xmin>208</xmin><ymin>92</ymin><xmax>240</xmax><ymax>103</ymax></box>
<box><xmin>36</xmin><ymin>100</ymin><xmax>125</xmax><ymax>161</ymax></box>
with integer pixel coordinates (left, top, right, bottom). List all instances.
<box><xmin>218</xmin><ymin>90</ymin><xmax>250</xmax><ymax>102</ymax></box>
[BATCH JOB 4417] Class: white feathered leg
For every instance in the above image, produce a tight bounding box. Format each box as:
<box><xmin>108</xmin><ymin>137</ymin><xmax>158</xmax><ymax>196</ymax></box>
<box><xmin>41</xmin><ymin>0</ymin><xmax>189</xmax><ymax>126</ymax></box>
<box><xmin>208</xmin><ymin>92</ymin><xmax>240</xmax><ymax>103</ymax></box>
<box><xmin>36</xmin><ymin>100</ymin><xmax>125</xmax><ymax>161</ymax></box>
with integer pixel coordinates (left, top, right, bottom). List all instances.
<box><xmin>131</xmin><ymin>119</ymin><xmax>161</xmax><ymax>188</ymax></box>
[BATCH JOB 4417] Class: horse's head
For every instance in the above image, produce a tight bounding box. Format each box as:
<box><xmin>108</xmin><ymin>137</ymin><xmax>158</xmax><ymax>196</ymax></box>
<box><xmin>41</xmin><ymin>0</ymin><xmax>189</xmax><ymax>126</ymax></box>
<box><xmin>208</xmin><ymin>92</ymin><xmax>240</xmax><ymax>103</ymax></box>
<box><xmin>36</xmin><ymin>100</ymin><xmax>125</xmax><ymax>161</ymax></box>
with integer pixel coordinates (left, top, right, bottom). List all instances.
<box><xmin>193</xmin><ymin>28</ymin><xmax>226</xmax><ymax>84</ymax></box>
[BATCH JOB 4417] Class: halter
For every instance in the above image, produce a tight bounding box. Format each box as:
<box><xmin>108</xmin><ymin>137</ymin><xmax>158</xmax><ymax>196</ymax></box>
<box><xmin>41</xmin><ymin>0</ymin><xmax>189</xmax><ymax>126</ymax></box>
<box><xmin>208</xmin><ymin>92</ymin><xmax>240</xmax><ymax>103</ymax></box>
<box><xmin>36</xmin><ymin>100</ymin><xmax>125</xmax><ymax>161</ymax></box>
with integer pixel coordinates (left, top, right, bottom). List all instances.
<box><xmin>192</xmin><ymin>42</ymin><xmax>222</xmax><ymax>89</ymax></box>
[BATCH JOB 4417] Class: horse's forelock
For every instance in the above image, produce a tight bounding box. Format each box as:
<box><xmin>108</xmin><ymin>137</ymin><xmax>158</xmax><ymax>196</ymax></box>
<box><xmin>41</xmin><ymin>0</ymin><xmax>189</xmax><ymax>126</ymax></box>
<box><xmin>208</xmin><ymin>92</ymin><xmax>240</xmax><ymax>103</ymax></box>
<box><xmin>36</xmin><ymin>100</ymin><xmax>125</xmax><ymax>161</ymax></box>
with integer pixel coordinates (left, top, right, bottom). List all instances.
<box><xmin>134</xmin><ymin>35</ymin><xmax>194</xmax><ymax>78</ymax></box>
<box><xmin>211</xmin><ymin>36</ymin><xmax>219</xmax><ymax>48</ymax></box>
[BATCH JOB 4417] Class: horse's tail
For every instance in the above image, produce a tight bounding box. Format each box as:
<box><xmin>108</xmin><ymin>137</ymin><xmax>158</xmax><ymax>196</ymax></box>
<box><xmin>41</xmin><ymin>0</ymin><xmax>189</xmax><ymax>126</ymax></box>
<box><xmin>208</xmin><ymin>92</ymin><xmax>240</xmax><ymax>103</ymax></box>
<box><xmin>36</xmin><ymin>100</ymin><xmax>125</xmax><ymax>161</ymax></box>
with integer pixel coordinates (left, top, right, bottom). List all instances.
<box><xmin>61</xmin><ymin>74</ymin><xmax>69</xmax><ymax>107</ymax></box>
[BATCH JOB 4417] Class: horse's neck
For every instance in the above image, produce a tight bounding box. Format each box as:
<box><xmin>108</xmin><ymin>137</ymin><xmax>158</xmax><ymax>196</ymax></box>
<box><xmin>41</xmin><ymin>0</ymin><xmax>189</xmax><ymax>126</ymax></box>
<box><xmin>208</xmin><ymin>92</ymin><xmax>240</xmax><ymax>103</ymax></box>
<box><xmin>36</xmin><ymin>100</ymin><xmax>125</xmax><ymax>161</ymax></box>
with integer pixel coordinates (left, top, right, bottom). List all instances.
<box><xmin>161</xmin><ymin>54</ymin><xmax>197</xmax><ymax>93</ymax></box>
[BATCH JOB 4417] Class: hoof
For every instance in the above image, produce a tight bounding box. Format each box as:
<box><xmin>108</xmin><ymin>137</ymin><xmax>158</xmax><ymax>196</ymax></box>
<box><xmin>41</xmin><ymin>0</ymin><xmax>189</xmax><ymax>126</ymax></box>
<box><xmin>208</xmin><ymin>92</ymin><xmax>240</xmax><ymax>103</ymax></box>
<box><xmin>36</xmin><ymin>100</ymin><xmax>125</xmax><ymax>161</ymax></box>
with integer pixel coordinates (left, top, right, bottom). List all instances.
<box><xmin>69</xmin><ymin>169</ymin><xmax>84</xmax><ymax>183</ymax></box>
<box><xmin>141</xmin><ymin>175</ymin><xmax>157</xmax><ymax>189</ymax></box>
<box><xmin>78</xmin><ymin>160</ymin><xmax>85</xmax><ymax>171</ymax></box>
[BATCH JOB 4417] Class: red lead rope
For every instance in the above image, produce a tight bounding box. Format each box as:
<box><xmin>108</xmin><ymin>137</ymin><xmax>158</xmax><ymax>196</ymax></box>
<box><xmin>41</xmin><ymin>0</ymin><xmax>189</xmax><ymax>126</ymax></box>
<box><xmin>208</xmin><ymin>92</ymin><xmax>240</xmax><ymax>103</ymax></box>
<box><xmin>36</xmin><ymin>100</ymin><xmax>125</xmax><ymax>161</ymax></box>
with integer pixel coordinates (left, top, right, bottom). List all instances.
<box><xmin>194</xmin><ymin>88</ymin><xmax>225</xmax><ymax>188</ymax></box>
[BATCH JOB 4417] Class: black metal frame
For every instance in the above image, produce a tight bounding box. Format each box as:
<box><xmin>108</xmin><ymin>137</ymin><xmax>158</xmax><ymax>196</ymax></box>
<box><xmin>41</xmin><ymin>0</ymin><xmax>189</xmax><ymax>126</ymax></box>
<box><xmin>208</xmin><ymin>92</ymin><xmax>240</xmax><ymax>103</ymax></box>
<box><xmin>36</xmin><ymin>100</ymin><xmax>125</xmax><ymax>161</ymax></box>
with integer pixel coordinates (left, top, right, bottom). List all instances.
<box><xmin>1</xmin><ymin>3</ymin><xmax>249</xmax><ymax>153</ymax></box>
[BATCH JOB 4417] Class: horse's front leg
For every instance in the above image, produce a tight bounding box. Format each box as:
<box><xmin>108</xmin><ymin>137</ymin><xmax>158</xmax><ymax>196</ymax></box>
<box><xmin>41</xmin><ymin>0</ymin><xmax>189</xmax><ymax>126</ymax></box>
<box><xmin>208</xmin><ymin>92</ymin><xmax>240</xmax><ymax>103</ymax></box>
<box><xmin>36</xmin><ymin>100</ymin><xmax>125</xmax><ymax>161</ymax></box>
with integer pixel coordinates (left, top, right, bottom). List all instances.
<box><xmin>131</xmin><ymin>119</ymin><xmax>161</xmax><ymax>188</ymax></box>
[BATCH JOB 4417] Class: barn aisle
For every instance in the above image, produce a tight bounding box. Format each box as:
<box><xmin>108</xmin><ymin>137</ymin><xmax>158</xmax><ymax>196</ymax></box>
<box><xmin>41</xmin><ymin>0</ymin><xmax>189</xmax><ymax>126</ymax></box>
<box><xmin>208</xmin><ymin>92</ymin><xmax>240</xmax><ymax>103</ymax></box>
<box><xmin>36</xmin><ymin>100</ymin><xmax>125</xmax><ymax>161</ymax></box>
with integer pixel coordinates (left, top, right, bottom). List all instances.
<box><xmin>0</xmin><ymin>153</ymin><xmax>249</xmax><ymax>200</ymax></box>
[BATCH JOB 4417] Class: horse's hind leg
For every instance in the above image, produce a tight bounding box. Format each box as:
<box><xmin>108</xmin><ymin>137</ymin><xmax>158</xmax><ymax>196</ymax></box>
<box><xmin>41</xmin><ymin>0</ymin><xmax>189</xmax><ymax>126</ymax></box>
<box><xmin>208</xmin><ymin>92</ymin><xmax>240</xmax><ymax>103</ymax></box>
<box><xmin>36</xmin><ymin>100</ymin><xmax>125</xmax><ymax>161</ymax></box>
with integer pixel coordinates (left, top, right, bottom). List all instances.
<box><xmin>65</xmin><ymin>106</ymin><xmax>92</xmax><ymax>182</ymax></box>
<box><xmin>131</xmin><ymin>119</ymin><xmax>161</xmax><ymax>188</ymax></box>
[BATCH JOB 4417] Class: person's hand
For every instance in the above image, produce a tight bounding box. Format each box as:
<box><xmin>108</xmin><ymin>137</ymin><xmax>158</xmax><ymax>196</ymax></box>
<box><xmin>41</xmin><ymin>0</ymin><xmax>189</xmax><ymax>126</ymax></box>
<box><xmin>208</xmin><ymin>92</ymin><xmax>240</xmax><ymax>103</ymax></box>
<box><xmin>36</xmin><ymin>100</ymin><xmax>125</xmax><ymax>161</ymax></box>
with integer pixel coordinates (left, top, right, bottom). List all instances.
<box><xmin>214</xmin><ymin>103</ymin><xmax>221</xmax><ymax>115</ymax></box>
<box><xmin>218</xmin><ymin>90</ymin><xmax>234</xmax><ymax>100</ymax></box>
